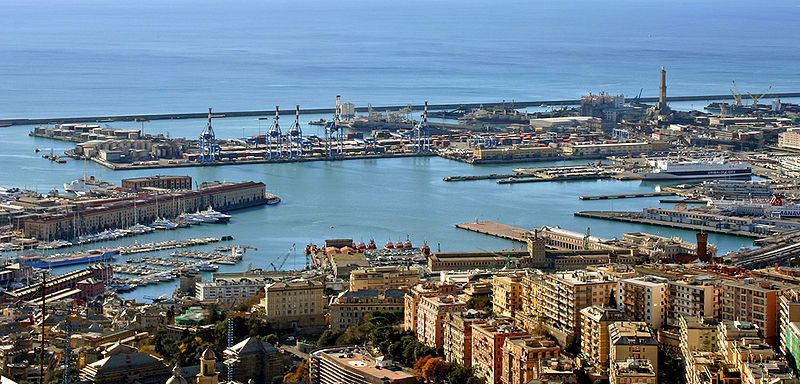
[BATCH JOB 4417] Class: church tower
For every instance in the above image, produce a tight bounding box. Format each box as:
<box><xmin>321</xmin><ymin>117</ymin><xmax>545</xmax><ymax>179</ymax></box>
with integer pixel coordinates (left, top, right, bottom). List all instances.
<box><xmin>196</xmin><ymin>348</ymin><xmax>219</xmax><ymax>384</ymax></box>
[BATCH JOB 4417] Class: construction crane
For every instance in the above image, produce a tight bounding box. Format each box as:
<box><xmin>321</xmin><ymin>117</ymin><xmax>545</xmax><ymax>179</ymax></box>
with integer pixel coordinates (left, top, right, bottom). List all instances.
<box><xmin>270</xmin><ymin>243</ymin><xmax>296</xmax><ymax>271</ymax></box>
<box><xmin>748</xmin><ymin>85</ymin><xmax>772</xmax><ymax>106</ymax></box>
<box><xmin>731</xmin><ymin>81</ymin><xmax>743</xmax><ymax>107</ymax></box>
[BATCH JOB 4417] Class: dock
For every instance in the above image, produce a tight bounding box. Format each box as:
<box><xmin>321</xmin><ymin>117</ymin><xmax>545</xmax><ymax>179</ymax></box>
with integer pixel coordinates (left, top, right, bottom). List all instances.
<box><xmin>659</xmin><ymin>198</ymin><xmax>708</xmax><ymax>204</ymax></box>
<box><xmin>118</xmin><ymin>237</ymin><xmax>227</xmax><ymax>255</ymax></box>
<box><xmin>579</xmin><ymin>192</ymin><xmax>675</xmax><ymax>200</ymax></box>
<box><xmin>455</xmin><ymin>221</ymin><xmax>532</xmax><ymax>242</ymax></box>
<box><xmin>498</xmin><ymin>174</ymin><xmax>611</xmax><ymax>184</ymax></box>
<box><xmin>444</xmin><ymin>173</ymin><xmax>531</xmax><ymax>182</ymax></box>
<box><xmin>573</xmin><ymin>211</ymin><xmax>765</xmax><ymax>238</ymax></box>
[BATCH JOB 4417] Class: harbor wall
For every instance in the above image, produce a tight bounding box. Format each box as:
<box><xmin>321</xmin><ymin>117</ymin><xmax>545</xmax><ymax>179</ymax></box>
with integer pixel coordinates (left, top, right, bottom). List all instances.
<box><xmin>4</xmin><ymin>92</ymin><xmax>800</xmax><ymax>126</ymax></box>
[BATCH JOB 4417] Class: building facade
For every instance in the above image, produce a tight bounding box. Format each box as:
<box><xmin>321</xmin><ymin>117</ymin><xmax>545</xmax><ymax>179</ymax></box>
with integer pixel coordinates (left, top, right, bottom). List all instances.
<box><xmin>262</xmin><ymin>279</ymin><xmax>325</xmax><ymax>330</ymax></box>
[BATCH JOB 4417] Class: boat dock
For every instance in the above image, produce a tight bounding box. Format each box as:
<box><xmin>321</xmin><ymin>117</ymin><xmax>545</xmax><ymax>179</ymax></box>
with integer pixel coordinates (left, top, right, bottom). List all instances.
<box><xmin>573</xmin><ymin>210</ymin><xmax>766</xmax><ymax>238</ymax></box>
<box><xmin>118</xmin><ymin>237</ymin><xmax>227</xmax><ymax>255</ymax></box>
<box><xmin>579</xmin><ymin>192</ymin><xmax>675</xmax><ymax>200</ymax></box>
<box><xmin>455</xmin><ymin>221</ymin><xmax>532</xmax><ymax>242</ymax></box>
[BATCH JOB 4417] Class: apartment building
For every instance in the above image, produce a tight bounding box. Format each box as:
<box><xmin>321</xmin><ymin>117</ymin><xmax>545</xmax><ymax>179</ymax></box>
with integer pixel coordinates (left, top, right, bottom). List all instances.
<box><xmin>579</xmin><ymin>306</ymin><xmax>626</xmax><ymax>370</ymax></box>
<box><xmin>492</xmin><ymin>273</ymin><xmax>524</xmax><ymax>317</ymax></box>
<box><xmin>349</xmin><ymin>266</ymin><xmax>420</xmax><ymax>292</ymax></box>
<box><xmin>328</xmin><ymin>289</ymin><xmax>405</xmax><ymax>330</ymax></box>
<box><xmin>309</xmin><ymin>347</ymin><xmax>416</xmax><ymax>384</ymax></box>
<box><xmin>780</xmin><ymin>289</ymin><xmax>800</xmax><ymax>371</ymax></box>
<box><xmin>720</xmin><ymin>278</ymin><xmax>797</xmax><ymax>345</ymax></box>
<box><xmin>668</xmin><ymin>275</ymin><xmax>721</xmax><ymax>326</ymax></box>
<box><xmin>608</xmin><ymin>322</ymin><xmax>658</xmax><ymax>375</ymax></box>
<box><xmin>403</xmin><ymin>282</ymin><xmax>457</xmax><ymax>333</ymax></box>
<box><xmin>262</xmin><ymin>279</ymin><xmax>326</xmax><ymax>330</ymax></box>
<box><xmin>416</xmin><ymin>295</ymin><xmax>466</xmax><ymax>348</ymax></box>
<box><xmin>610</xmin><ymin>359</ymin><xmax>656</xmax><ymax>384</ymax></box>
<box><xmin>617</xmin><ymin>276</ymin><xmax>668</xmax><ymax>329</ymax></box>
<box><xmin>525</xmin><ymin>270</ymin><xmax>617</xmax><ymax>337</ymax></box>
<box><xmin>472</xmin><ymin>318</ymin><xmax>527</xmax><ymax>384</ymax></box>
<box><xmin>195</xmin><ymin>277</ymin><xmax>270</xmax><ymax>304</ymax></box>
<box><xmin>443</xmin><ymin>310</ymin><xmax>489</xmax><ymax>367</ymax></box>
<box><xmin>500</xmin><ymin>335</ymin><xmax>560</xmax><ymax>384</ymax></box>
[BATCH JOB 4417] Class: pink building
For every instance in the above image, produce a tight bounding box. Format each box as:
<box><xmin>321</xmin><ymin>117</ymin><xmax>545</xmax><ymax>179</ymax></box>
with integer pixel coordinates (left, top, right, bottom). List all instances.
<box><xmin>416</xmin><ymin>295</ymin><xmax>466</xmax><ymax>348</ymax></box>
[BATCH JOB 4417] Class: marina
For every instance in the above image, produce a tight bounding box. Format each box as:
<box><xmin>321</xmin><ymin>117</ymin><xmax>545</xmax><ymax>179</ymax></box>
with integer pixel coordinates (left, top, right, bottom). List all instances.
<box><xmin>118</xmin><ymin>237</ymin><xmax>227</xmax><ymax>255</ymax></box>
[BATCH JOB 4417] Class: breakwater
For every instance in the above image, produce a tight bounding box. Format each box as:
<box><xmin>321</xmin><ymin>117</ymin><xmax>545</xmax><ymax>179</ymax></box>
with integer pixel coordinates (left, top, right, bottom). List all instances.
<box><xmin>4</xmin><ymin>92</ymin><xmax>800</xmax><ymax>126</ymax></box>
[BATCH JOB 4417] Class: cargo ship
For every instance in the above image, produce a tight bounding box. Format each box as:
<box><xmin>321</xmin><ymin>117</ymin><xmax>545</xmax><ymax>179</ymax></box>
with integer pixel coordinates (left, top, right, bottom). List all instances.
<box><xmin>18</xmin><ymin>248</ymin><xmax>118</xmax><ymax>268</ymax></box>
<box><xmin>638</xmin><ymin>158</ymin><xmax>751</xmax><ymax>181</ymax></box>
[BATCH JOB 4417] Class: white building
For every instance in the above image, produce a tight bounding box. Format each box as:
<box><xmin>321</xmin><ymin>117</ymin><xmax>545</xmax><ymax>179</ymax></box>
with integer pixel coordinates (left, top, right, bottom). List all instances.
<box><xmin>195</xmin><ymin>277</ymin><xmax>270</xmax><ymax>304</ymax></box>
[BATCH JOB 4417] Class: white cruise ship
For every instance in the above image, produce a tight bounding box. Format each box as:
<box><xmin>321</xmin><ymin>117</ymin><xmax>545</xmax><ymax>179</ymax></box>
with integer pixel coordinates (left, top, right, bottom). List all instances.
<box><xmin>63</xmin><ymin>175</ymin><xmax>116</xmax><ymax>195</ymax></box>
<box><xmin>638</xmin><ymin>158</ymin><xmax>751</xmax><ymax>181</ymax></box>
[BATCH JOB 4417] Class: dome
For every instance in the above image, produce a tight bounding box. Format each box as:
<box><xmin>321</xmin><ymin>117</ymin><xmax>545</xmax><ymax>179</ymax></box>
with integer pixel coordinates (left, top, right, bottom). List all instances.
<box><xmin>165</xmin><ymin>365</ymin><xmax>188</xmax><ymax>384</ymax></box>
<box><xmin>201</xmin><ymin>347</ymin><xmax>215</xmax><ymax>360</ymax></box>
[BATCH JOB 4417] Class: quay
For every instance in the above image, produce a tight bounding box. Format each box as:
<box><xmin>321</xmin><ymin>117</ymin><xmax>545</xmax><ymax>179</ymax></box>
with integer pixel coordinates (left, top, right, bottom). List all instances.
<box><xmin>4</xmin><ymin>92</ymin><xmax>800</xmax><ymax>126</ymax></box>
<box><xmin>574</xmin><ymin>211</ymin><xmax>766</xmax><ymax>238</ymax></box>
<box><xmin>444</xmin><ymin>173</ymin><xmax>532</xmax><ymax>182</ymax></box>
<box><xmin>659</xmin><ymin>198</ymin><xmax>708</xmax><ymax>204</ymax></box>
<box><xmin>118</xmin><ymin>237</ymin><xmax>227</xmax><ymax>255</ymax></box>
<box><xmin>497</xmin><ymin>174</ymin><xmax>610</xmax><ymax>184</ymax></box>
<box><xmin>91</xmin><ymin>151</ymin><xmax>436</xmax><ymax>170</ymax></box>
<box><xmin>455</xmin><ymin>221</ymin><xmax>531</xmax><ymax>242</ymax></box>
<box><xmin>579</xmin><ymin>192</ymin><xmax>675</xmax><ymax>200</ymax></box>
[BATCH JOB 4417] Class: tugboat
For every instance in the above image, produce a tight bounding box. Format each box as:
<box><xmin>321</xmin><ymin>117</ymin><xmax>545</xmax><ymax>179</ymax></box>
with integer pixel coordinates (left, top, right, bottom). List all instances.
<box><xmin>366</xmin><ymin>239</ymin><xmax>377</xmax><ymax>250</ymax></box>
<box><xmin>384</xmin><ymin>241</ymin><xmax>395</xmax><ymax>249</ymax></box>
<box><xmin>403</xmin><ymin>236</ymin><xmax>413</xmax><ymax>249</ymax></box>
<box><xmin>356</xmin><ymin>241</ymin><xmax>367</xmax><ymax>251</ymax></box>
<box><xmin>395</xmin><ymin>240</ymin><xmax>404</xmax><ymax>249</ymax></box>
<box><xmin>420</xmin><ymin>241</ymin><xmax>431</xmax><ymax>257</ymax></box>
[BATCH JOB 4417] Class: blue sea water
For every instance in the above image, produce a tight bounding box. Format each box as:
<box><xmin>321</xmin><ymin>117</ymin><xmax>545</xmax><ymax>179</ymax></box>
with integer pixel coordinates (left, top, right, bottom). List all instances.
<box><xmin>1</xmin><ymin>0</ymin><xmax>798</xmax><ymax>300</ymax></box>
<box><xmin>2</xmin><ymin>0</ymin><xmax>800</xmax><ymax>118</ymax></box>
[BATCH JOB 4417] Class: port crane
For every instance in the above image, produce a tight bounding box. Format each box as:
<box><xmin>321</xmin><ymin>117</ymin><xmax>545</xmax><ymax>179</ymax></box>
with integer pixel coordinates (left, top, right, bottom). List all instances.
<box><xmin>270</xmin><ymin>243</ymin><xmax>296</xmax><ymax>271</ymax></box>
<box><xmin>748</xmin><ymin>85</ymin><xmax>772</xmax><ymax>106</ymax></box>
<box><xmin>731</xmin><ymin>81</ymin><xmax>743</xmax><ymax>107</ymax></box>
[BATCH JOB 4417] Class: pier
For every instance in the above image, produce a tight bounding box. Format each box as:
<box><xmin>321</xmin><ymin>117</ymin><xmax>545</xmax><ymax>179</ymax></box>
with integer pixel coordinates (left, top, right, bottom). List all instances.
<box><xmin>455</xmin><ymin>221</ymin><xmax>532</xmax><ymax>242</ymax></box>
<box><xmin>574</xmin><ymin>211</ymin><xmax>766</xmax><ymax>238</ymax></box>
<box><xmin>579</xmin><ymin>192</ymin><xmax>675</xmax><ymax>200</ymax></box>
<box><xmin>4</xmin><ymin>92</ymin><xmax>800</xmax><ymax>126</ymax></box>
<box><xmin>118</xmin><ymin>237</ymin><xmax>227</xmax><ymax>255</ymax></box>
<box><xmin>444</xmin><ymin>173</ymin><xmax>532</xmax><ymax>182</ymax></box>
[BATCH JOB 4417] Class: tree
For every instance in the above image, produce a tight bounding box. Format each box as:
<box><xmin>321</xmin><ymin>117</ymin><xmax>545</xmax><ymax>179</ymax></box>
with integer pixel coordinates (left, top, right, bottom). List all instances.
<box><xmin>413</xmin><ymin>355</ymin><xmax>432</xmax><ymax>378</ymax></box>
<box><xmin>447</xmin><ymin>365</ymin><xmax>475</xmax><ymax>384</ymax></box>
<box><xmin>317</xmin><ymin>329</ymin><xmax>344</xmax><ymax>347</ymax></box>
<box><xmin>421</xmin><ymin>357</ymin><xmax>449</xmax><ymax>383</ymax></box>
<box><xmin>283</xmin><ymin>359</ymin><xmax>309</xmax><ymax>383</ymax></box>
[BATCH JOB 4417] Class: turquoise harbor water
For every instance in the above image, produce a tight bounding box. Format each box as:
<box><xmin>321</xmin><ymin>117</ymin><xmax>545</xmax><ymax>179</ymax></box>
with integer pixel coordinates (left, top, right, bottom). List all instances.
<box><xmin>2</xmin><ymin>121</ymin><xmax>755</xmax><ymax>300</ymax></box>
<box><xmin>2</xmin><ymin>0</ymin><xmax>799</xmax><ymax>300</ymax></box>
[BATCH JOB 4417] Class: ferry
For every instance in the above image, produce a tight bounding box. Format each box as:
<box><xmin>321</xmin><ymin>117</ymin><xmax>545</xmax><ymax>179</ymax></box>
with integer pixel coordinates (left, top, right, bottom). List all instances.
<box><xmin>638</xmin><ymin>158</ymin><xmax>751</xmax><ymax>181</ymax></box>
<box><xmin>712</xmin><ymin>195</ymin><xmax>800</xmax><ymax>218</ymax></box>
<box><xmin>63</xmin><ymin>175</ymin><xmax>116</xmax><ymax>195</ymax></box>
<box><xmin>18</xmin><ymin>248</ymin><xmax>118</xmax><ymax>268</ymax></box>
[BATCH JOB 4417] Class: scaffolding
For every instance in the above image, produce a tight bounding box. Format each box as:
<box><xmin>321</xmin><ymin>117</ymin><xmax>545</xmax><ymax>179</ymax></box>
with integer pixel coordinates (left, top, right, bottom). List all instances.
<box><xmin>325</xmin><ymin>95</ymin><xmax>344</xmax><ymax>156</ymax></box>
<box><xmin>198</xmin><ymin>108</ymin><xmax>221</xmax><ymax>162</ymax></box>
<box><xmin>413</xmin><ymin>101</ymin><xmax>431</xmax><ymax>152</ymax></box>
<box><xmin>267</xmin><ymin>106</ymin><xmax>284</xmax><ymax>159</ymax></box>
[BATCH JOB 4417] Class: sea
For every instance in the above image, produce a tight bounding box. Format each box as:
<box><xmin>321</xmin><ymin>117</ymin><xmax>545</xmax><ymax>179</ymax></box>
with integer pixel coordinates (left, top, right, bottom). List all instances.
<box><xmin>1</xmin><ymin>0</ymin><xmax>799</xmax><ymax>300</ymax></box>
